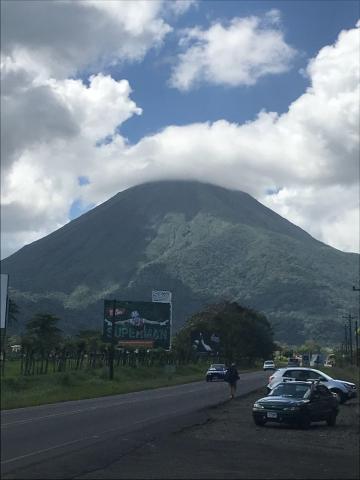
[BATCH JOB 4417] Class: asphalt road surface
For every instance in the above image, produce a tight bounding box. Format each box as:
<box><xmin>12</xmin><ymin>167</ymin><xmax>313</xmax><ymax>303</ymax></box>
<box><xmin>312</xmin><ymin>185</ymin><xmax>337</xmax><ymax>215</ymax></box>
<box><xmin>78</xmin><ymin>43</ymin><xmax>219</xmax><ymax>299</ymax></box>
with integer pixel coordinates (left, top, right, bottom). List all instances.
<box><xmin>1</xmin><ymin>370</ymin><xmax>269</xmax><ymax>479</ymax></box>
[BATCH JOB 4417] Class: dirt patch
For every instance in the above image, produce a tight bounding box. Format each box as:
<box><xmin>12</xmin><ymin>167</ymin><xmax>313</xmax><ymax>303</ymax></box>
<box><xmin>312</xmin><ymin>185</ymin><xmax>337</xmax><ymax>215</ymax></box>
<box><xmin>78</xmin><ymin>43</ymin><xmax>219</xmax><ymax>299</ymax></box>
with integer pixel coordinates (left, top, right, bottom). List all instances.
<box><xmin>189</xmin><ymin>388</ymin><xmax>360</xmax><ymax>453</ymax></box>
<box><xmin>111</xmin><ymin>389</ymin><xmax>359</xmax><ymax>479</ymax></box>
<box><xmin>75</xmin><ymin>388</ymin><xmax>359</xmax><ymax>479</ymax></box>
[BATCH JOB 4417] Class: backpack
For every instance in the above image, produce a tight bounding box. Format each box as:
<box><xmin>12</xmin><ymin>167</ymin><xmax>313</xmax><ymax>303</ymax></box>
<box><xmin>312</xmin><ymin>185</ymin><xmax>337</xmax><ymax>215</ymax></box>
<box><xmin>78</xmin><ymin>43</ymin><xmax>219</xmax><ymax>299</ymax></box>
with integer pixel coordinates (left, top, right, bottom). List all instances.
<box><xmin>224</xmin><ymin>370</ymin><xmax>231</xmax><ymax>383</ymax></box>
<box><xmin>224</xmin><ymin>367</ymin><xmax>239</xmax><ymax>383</ymax></box>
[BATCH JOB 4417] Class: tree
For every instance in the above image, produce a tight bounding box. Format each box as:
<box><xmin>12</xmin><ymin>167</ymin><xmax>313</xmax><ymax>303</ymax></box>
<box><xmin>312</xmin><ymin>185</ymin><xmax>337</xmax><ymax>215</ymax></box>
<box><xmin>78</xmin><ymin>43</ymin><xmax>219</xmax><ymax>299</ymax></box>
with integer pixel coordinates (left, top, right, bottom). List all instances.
<box><xmin>76</xmin><ymin>329</ymin><xmax>104</xmax><ymax>368</ymax></box>
<box><xmin>8</xmin><ymin>299</ymin><xmax>20</xmax><ymax>326</ymax></box>
<box><xmin>298</xmin><ymin>339</ymin><xmax>321</xmax><ymax>355</ymax></box>
<box><xmin>173</xmin><ymin>301</ymin><xmax>275</xmax><ymax>366</ymax></box>
<box><xmin>23</xmin><ymin>313</ymin><xmax>63</xmax><ymax>374</ymax></box>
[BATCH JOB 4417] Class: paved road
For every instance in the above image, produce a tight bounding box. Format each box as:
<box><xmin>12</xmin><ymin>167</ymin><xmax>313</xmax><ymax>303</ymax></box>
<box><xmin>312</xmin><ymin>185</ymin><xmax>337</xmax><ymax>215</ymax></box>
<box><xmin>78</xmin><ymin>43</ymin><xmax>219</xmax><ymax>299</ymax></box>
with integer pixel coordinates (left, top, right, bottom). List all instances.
<box><xmin>1</xmin><ymin>371</ymin><xmax>268</xmax><ymax>479</ymax></box>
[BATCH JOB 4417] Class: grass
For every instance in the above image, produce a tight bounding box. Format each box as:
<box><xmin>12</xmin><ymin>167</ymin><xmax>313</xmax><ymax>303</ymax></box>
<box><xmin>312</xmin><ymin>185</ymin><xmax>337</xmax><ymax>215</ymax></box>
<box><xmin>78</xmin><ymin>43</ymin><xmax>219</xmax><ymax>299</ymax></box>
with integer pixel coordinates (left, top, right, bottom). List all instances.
<box><xmin>319</xmin><ymin>365</ymin><xmax>359</xmax><ymax>384</ymax></box>
<box><xmin>0</xmin><ymin>360</ymin><xmax>209</xmax><ymax>410</ymax></box>
<box><xmin>2</xmin><ymin>359</ymin><xmax>357</xmax><ymax>410</ymax></box>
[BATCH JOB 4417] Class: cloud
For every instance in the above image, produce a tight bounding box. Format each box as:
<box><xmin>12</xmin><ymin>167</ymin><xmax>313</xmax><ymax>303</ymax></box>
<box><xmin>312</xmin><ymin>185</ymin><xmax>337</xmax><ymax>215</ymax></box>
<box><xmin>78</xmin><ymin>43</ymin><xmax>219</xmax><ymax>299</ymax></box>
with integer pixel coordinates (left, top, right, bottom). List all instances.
<box><xmin>262</xmin><ymin>185</ymin><xmax>359</xmax><ymax>254</ymax></box>
<box><xmin>0</xmin><ymin>73</ymin><xmax>140</xmax><ymax>258</ymax></box>
<box><xmin>1</xmin><ymin>0</ymin><xmax>185</xmax><ymax>78</ymax></box>
<box><xmin>169</xmin><ymin>10</ymin><xmax>297</xmax><ymax>90</ymax></box>
<box><xmin>82</xmin><ymin>23</ymin><xmax>359</xmax><ymax>252</ymax></box>
<box><xmin>0</xmin><ymin>0</ymin><xmax>195</xmax><ymax>258</ymax></box>
<box><xmin>0</xmin><ymin>3</ymin><xmax>358</xmax><ymax>258</ymax></box>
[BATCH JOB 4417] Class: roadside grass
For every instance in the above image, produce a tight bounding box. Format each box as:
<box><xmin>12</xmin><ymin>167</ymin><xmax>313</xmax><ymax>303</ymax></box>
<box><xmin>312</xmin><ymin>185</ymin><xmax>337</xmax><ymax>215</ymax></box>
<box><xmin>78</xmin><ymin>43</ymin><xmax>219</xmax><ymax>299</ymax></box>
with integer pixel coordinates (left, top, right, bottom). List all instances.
<box><xmin>320</xmin><ymin>365</ymin><xmax>359</xmax><ymax>384</ymax></box>
<box><xmin>2</xmin><ymin>359</ymin><xmax>356</xmax><ymax>411</ymax></box>
<box><xmin>1</xmin><ymin>361</ymin><xmax>209</xmax><ymax>410</ymax></box>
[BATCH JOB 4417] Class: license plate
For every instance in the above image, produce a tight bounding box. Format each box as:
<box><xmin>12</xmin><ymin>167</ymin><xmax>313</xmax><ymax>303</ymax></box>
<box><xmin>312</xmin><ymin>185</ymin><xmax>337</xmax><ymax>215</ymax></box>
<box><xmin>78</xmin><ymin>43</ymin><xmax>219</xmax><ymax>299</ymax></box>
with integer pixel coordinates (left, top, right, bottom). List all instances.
<box><xmin>267</xmin><ymin>411</ymin><xmax>277</xmax><ymax>418</ymax></box>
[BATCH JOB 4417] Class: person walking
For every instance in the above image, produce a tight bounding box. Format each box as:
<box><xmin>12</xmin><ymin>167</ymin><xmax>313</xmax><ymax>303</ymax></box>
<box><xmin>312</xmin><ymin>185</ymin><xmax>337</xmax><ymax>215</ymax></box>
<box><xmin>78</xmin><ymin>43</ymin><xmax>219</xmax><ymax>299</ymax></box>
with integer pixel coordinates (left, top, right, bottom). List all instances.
<box><xmin>225</xmin><ymin>362</ymin><xmax>240</xmax><ymax>399</ymax></box>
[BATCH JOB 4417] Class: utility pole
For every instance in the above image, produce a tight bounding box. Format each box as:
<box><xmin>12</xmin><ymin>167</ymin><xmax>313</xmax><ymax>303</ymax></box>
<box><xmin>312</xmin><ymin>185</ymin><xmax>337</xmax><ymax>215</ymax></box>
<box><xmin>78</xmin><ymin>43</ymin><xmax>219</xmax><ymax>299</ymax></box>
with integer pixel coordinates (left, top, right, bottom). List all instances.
<box><xmin>355</xmin><ymin>320</ymin><xmax>359</xmax><ymax>367</ymax></box>
<box><xmin>342</xmin><ymin>314</ymin><xmax>354</xmax><ymax>365</ymax></box>
<box><xmin>344</xmin><ymin>323</ymin><xmax>348</xmax><ymax>354</ymax></box>
<box><xmin>352</xmin><ymin>285</ymin><xmax>359</xmax><ymax>365</ymax></box>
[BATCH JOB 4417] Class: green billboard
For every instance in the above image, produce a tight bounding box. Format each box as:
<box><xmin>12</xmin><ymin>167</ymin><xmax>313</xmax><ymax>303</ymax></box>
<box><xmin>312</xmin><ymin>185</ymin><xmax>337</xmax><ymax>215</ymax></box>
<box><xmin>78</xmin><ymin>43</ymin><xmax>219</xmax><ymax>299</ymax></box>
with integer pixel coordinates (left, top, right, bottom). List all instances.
<box><xmin>103</xmin><ymin>300</ymin><xmax>171</xmax><ymax>349</ymax></box>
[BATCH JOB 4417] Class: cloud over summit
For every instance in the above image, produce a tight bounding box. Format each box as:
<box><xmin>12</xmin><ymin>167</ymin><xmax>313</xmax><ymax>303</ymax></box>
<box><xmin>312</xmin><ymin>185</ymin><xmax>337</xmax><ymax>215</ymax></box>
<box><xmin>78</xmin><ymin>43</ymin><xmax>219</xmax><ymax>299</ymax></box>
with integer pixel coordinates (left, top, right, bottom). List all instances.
<box><xmin>0</xmin><ymin>2</ymin><xmax>358</xmax><ymax>258</ymax></box>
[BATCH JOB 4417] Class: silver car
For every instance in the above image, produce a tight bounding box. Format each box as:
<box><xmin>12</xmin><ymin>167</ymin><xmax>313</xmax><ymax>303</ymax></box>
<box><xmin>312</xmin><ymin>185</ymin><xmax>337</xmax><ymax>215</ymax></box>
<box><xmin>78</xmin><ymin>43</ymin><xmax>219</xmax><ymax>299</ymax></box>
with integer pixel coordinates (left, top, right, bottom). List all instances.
<box><xmin>205</xmin><ymin>363</ymin><xmax>227</xmax><ymax>382</ymax></box>
<box><xmin>267</xmin><ymin>367</ymin><xmax>357</xmax><ymax>403</ymax></box>
<box><xmin>263</xmin><ymin>360</ymin><xmax>276</xmax><ymax>370</ymax></box>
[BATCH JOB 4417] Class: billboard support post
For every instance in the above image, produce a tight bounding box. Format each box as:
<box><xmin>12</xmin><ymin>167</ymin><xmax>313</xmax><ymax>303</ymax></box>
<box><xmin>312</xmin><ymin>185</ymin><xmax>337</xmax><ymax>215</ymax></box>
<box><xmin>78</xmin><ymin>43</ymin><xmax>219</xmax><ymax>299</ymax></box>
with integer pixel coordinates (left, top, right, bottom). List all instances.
<box><xmin>151</xmin><ymin>290</ymin><xmax>172</xmax><ymax>351</ymax></box>
<box><xmin>169</xmin><ymin>301</ymin><xmax>172</xmax><ymax>351</ymax></box>
<box><xmin>1</xmin><ymin>274</ymin><xmax>10</xmax><ymax>376</ymax></box>
<box><xmin>109</xmin><ymin>299</ymin><xmax>116</xmax><ymax>380</ymax></box>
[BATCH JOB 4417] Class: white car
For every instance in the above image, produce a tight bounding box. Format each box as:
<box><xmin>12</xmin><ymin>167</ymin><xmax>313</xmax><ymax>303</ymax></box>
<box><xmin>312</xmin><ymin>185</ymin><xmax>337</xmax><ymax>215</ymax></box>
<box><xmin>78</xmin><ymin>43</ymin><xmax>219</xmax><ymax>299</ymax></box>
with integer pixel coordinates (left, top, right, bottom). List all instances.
<box><xmin>267</xmin><ymin>367</ymin><xmax>357</xmax><ymax>403</ymax></box>
<box><xmin>263</xmin><ymin>360</ymin><xmax>276</xmax><ymax>370</ymax></box>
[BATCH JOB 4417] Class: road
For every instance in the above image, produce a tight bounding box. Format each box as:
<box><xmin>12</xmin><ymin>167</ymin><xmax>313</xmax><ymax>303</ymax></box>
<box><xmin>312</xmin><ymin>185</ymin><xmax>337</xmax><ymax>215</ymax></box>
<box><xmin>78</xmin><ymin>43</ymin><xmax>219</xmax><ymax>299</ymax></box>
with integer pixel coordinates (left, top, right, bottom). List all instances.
<box><xmin>1</xmin><ymin>370</ymin><xmax>268</xmax><ymax>479</ymax></box>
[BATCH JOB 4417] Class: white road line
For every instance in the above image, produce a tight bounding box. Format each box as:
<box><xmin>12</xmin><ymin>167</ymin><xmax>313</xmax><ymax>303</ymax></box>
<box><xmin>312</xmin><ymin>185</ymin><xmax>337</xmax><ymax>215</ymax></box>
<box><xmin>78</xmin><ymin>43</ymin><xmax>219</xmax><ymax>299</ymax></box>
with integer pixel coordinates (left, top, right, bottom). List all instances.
<box><xmin>1</xmin><ymin>437</ymin><xmax>90</xmax><ymax>465</ymax></box>
<box><xmin>1</xmin><ymin>406</ymin><xmax>195</xmax><ymax>465</ymax></box>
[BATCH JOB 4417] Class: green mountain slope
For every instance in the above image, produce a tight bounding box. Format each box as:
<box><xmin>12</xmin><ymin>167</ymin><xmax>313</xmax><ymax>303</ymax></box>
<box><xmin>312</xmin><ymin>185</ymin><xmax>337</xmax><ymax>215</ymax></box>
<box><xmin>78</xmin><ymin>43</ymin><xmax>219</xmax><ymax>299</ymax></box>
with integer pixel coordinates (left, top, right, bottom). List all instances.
<box><xmin>1</xmin><ymin>181</ymin><xmax>358</xmax><ymax>344</ymax></box>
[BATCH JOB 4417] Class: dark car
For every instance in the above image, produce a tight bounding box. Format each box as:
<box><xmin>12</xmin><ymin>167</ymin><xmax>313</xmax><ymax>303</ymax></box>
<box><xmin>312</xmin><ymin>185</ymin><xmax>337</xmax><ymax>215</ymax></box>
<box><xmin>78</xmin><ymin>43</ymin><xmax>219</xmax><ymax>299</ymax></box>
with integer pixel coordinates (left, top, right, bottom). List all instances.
<box><xmin>252</xmin><ymin>380</ymin><xmax>339</xmax><ymax>429</ymax></box>
<box><xmin>206</xmin><ymin>363</ymin><xmax>227</xmax><ymax>382</ymax></box>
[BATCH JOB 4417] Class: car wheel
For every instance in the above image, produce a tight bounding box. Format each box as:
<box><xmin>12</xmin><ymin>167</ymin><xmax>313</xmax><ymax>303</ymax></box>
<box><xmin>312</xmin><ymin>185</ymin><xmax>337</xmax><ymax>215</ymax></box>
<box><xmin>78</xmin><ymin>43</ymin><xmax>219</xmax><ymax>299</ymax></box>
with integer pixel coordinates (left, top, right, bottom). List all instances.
<box><xmin>299</xmin><ymin>413</ymin><xmax>311</xmax><ymax>430</ymax></box>
<box><xmin>206</xmin><ymin>377</ymin><xmax>210</xmax><ymax>382</ymax></box>
<box><xmin>254</xmin><ymin>418</ymin><xmax>266</xmax><ymax>426</ymax></box>
<box><xmin>331</xmin><ymin>389</ymin><xmax>345</xmax><ymax>404</ymax></box>
<box><xmin>326</xmin><ymin>410</ymin><xmax>337</xmax><ymax>426</ymax></box>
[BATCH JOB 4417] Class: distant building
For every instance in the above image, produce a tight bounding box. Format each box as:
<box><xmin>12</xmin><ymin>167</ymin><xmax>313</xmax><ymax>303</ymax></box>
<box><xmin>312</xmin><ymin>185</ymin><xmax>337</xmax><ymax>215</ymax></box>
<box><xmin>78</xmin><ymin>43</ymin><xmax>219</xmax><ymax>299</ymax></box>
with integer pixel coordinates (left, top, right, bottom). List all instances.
<box><xmin>310</xmin><ymin>353</ymin><xmax>326</xmax><ymax>367</ymax></box>
<box><xmin>300</xmin><ymin>354</ymin><xmax>310</xmax><ymax>367</ymax></box>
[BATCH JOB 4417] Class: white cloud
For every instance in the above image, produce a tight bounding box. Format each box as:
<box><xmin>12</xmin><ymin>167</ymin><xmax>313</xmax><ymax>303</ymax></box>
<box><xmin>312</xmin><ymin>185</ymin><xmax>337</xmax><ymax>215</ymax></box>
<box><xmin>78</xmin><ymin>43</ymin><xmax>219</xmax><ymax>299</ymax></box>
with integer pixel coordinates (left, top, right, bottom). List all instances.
<box><xmin>0</xmin><ymin>3</ymin><xmax>358</xmax><ymax>258</ymax></box>
<box><xmin>262</xmin><ymin>186</ymin><xmax>359</xmax><ymax>254</ymax></box>
<box><xmin>1</xmin><ymin>0</ymin><xmax>182</xmax><ymax>78</ymax></box>
<box><xmin>170</xmin><ymin>11</ymin><xmax>297</xmax><ymax>90</ymax></box>
<box><xmin>0</xmin><ymin>72</ymin><xmax>140</xmax><ymax>258</ymax></box>
<box><xmin>83</xmin><ymin>23</ymin><xmax>359</xmax><ymax>253</ymax></box>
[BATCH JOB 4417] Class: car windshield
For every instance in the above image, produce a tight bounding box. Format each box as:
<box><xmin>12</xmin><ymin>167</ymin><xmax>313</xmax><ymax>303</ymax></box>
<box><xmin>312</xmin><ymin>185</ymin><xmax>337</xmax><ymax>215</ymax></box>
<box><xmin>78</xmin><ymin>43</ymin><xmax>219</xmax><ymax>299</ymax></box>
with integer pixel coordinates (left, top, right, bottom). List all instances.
<box><xmin>310</xmin><ymin>369</ymin><xmax>332</xmax><ymax>380</ymax></box>
<box><xmin>264</xmin><ymin>361</ymin><xmax>274</xmax><ymax>364</ymax></box>
<box><xmin>210</xmin><ymin>364</ymin><xmax>225</xmax><ymax>370</ymax></box>
<box><xmin>270</xmin><ymin>383</ymin><xmax>311</xmax><ymax>399</ymax></box>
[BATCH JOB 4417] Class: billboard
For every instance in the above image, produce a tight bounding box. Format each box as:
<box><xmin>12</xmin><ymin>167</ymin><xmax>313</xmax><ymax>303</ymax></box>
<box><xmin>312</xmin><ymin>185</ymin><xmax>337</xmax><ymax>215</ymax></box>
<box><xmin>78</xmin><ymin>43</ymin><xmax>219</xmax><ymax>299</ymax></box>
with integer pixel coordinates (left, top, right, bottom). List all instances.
<box><xmin>1</xmin><ymin>274</ymin><xmax>9</xmax><ymax>329</ymax></box>
<box><xmin>191</xmin><ymin>330</ymin><xmax>221</xmax><ymax>354</ymax></box>
<box><xmin>103</xmin><ymin>300</ymin><xmax>171</xmax><ymax>349</ymax></box>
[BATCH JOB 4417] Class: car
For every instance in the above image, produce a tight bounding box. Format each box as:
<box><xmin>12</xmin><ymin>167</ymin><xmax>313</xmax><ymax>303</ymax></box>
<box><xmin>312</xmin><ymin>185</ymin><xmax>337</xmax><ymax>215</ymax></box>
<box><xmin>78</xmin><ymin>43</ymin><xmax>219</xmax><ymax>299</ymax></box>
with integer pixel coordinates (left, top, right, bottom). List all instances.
<box><xmin>206</xmin><ymin>363</ymin><xmax>227</xmax><ymax>382</ymax></box>
<box><xmin>263</xmin><ymin>360</ymin><xmax>276</xmax><ymax>370</ymax></box>
<box><xmin>252</xmin><ymin>380</ymin><xmax>339</xmax><ymax>429</ymax></box>
<box><xmin>267</xmin><ymin>367</ymin><xmax>357</xmax><ymax>403</ymax></box>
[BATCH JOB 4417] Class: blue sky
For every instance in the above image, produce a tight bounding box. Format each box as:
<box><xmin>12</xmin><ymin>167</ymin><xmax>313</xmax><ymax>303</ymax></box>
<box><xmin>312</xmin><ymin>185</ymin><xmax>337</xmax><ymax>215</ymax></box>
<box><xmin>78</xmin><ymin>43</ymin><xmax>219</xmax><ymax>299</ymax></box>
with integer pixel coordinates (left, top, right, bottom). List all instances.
<box><xmin>1</xmin><ymin>0</ymin><xmax>359</xmax><ymax>258</ymax></box>
<box><xmin>113</xmin><ymin>1</ymin><xmax>359</xmax><ymax>143</ymax></box>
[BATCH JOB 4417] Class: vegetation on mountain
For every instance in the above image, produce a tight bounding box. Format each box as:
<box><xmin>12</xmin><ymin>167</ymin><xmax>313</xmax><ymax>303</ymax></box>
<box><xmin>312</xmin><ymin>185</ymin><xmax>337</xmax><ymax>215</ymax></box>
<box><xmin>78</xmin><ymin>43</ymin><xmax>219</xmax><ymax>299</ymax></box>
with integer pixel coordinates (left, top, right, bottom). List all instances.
<box><xmin>1</xmin><ymin>181</ymin><xmax>358</xmax><ymax>344</ymax></box>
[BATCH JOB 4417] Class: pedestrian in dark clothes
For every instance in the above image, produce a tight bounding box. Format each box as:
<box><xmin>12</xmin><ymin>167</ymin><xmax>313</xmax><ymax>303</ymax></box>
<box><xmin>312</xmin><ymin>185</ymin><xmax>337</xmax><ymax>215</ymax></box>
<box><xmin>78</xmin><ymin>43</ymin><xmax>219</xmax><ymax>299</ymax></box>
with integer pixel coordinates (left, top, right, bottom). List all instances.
<box><xmin>225</xmin><ymin>362</ymin><xmax>240</xmax><ymax>399</ymax></box>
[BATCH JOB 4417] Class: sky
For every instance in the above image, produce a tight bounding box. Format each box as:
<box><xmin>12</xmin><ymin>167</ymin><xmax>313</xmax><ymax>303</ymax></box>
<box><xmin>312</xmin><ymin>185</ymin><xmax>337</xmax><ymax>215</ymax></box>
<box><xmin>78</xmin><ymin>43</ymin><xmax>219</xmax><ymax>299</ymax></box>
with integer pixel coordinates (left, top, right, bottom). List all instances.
<box><xmin>1</xmin><ymin>0</ymin><xmax>359</xmax><ymax>259</ymax></box>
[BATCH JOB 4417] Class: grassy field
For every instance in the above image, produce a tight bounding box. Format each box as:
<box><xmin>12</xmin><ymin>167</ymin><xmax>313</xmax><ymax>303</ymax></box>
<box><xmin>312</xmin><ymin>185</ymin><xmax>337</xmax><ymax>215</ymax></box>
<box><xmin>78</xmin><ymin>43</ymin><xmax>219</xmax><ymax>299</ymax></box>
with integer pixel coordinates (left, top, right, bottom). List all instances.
<box><xmin>1</xmin><ymin>360</ymin><xmax>209</xmax><ymax>410</ymax></box>
<box><xmin>319</xmin><ymin>365</ymin><xmax>359</xmax><ymax>384</ymax></box>
<box><xmin>2</xmin><ymin>360</ymin><xmax>358</xmax><ymax>410</ymax></box>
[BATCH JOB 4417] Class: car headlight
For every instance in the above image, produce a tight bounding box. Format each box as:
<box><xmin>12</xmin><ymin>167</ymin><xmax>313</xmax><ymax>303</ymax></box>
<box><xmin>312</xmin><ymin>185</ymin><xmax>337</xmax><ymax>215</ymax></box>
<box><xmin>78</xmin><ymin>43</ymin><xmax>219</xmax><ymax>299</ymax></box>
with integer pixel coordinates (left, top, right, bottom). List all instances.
<box><xmin>343</xmin><ymin>383</ymin><xmax>356</xmax><ymax>390</ymax></box>
<box><xmin>254</xmin><ymin>403</ymin><xmax>265</xmax><ymax>409</ymax></box>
